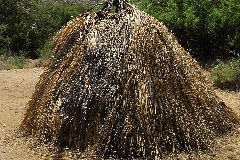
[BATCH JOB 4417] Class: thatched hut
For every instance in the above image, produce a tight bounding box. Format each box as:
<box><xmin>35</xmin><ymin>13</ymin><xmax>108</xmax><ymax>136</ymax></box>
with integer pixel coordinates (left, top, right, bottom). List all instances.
<box><xmin>20</xmin><ymin>0</ymin><xmax>239</xmax><ymax>159</ymax></box>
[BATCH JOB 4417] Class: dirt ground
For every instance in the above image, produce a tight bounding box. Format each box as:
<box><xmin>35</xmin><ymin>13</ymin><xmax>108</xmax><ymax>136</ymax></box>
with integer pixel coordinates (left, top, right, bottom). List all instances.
<box><xmin>0</xmin><ymin>68</ymin><xmax>240</xmax><ymax>160</ymax></box>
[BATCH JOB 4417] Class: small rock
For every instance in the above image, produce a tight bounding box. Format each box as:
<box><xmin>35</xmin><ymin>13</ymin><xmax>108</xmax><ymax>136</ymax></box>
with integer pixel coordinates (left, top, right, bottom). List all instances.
<box><xmin>224</xmin><ymin>146</ymin><xmax>236</xmax><ymax>152</ymax></box>
<box><xmin>227</xmin><ymin>155</ymin><xmax>238</xmax><ymax>160</ymax></box>
<box><xmin>208</xmin><ymin>153</ymin><xmax>217</xmax><ymax>157</ymax></box>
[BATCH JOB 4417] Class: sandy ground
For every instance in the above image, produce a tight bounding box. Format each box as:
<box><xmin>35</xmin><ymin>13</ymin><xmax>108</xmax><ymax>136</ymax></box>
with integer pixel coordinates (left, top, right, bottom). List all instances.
<box><xmin>0</xmin><ymin>68</ymin><xmax>239</xmax><ymax>160</ymax></box>
<box><xmin>0</xmin><ymin>68</ymin><xmax>42</xmax><ymax>160</ymax></box>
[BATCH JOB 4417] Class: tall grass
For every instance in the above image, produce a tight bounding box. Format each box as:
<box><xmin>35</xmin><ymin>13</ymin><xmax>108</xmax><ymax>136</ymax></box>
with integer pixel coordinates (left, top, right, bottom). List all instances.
<box><xmin>0</xmin><ymin>54</ymin><xmax>43</xmax><ymax>70</ymax></box>
<box><xmin>0</xmin><ymin>55</ymin><xmax>26</xmax><ymax>70</ymax></box>
<box><xmin>210</xmin><ymin>57</ymin><xmax>240</xmax><ymax>90</ymax></box>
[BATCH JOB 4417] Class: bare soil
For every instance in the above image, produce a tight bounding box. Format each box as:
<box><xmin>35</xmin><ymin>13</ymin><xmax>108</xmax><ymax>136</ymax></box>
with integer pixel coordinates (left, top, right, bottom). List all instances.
<box><xmin>0</xmin><ymin>68</ymin><xmax>239</xmax><ymax>160</ymax></box>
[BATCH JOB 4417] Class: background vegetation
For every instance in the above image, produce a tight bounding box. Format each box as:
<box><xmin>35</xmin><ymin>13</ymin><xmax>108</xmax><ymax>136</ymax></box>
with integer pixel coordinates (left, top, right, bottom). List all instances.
<box><xmin>1</xmin><ymin>0</ymin><xmax>239</xmax><ymax>60</ymax></box>
<box><xmin>0</xmin><ymin>0</ymin><xmax>239</xmax><ymax>90</ymax></box>
<box><xmin>137</xmin><ymin>0</ymin><xmax>240</xmax><ymax>60</ymax></box>
<box><xmin>0</xmin><ymin>0</ymin><xmax>87</xmax><ymax>59</ymax></box>
<box><xmin>210</xmin><ymin>54</ymin><xmax>240</xmax><ymax>91</ymax></box>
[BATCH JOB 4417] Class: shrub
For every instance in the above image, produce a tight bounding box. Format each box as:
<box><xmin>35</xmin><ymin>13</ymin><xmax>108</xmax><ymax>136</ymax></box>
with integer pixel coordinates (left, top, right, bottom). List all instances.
<box><xmin>0</xmin><ymin>0</ymin><xmax>38</xmax><ymax>57</ymax></box>
<box><xmin>136</xmin><ymin>0</ymin><xmax>240</xmax><ymax>60</ymax></box>
<box><xmin>210</xmin><ymin>57</ymin><xmax>240</xmax><ymax>90</ymax></box>
<box><xmin>0</xmin><ymin>24</ymin><xmax>11</xmax><ymax>55</ymax></box>
<box><xmin>36</xmin><ymin>2</ymin><xmax>88</xmax><ymax>57</ymax></box>
<box><xmin>0</xmin><ymin>54</ymin><xmax>26</xmax><ymax>69</ymax></box>
<box><xmin>0</xmin><ymin>0</ymin><xmax>87</xmax><ymax>59</ymax></box>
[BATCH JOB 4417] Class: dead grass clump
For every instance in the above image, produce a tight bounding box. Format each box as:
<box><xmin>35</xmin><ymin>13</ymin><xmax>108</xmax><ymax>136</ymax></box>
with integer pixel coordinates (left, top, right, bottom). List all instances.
<box><xmin>19</xmin><ymin>0</ymin><xmax>239</xmax><ymax>159</ymax></box>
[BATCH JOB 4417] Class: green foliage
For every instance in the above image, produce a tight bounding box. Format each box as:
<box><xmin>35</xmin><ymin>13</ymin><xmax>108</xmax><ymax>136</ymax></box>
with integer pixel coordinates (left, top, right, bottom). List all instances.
<box><xmin>36</xmin><ymin>38</ymin><xmax>53</xmax><ymax>66</ymax></box>
<box><xmin>0</xmin><ymin>54</ymin><xmax>26</xmax><ymax>69</ymax></box>
<box><xmin>37</xmin><ymin>38</ymin><xmax>53</xmax><ymax>59</ymax></box>
<box><xmin>136</xmin><ymin>0</ymin><xmax>240</xmax><ymax>60</ymax></box>
<box><xmin>28</xmin><ymin>2</ymin><xmax>87</xmax><ymax>58</ymax></box>
<box><xmin>11</xmin><ymin>56</ymin><xmax>25</xmax><ymax>69</ymax></box>
<box><xmin>210</xmin><ymin>57</ymin><xmax>240</xmax><ymax>90</ymax></box>
<box><xmin>0</xmin><ymin>0</ymin><xmax>37</xmax><ymax>57</ymax></box>
<box><xmin>1</xmin><ymin>0</ymin><xmax>239</xmax><ymax>61</ymax></box>
<box><xmin>0</xmin><ymin>24</ymin><xmax>11</xmax><ymax>54</ymax></box>
<box><xmin>0</xmin><ymin>0</ymin><xmax>87</xmax><ymax>59</ymax></box>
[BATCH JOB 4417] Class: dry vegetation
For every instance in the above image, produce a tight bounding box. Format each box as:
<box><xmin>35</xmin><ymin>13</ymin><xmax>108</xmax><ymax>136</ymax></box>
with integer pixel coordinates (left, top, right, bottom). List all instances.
<box><xmin>16</xmin><ymin>1</ymin><xmax>239</xmax><ymax>159</ymax></box>
<box><xmin>0</xmin><ymin>68</ymin><xmax>239</xmax><ymax>159</ymax></box>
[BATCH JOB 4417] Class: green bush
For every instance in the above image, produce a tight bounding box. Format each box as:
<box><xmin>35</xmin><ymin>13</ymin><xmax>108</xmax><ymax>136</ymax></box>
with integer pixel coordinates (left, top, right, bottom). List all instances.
<box><xmin>0</xmin><ymin>0</ymin><xmax>87</xmax><ymax>59</ymax></box>
<box><xmin>210</xmin><ymin>57</ymin><xmax>240</xmax><ymax>90</ymax></box>
<box><xmin>136</xmin><ymin>0</ymin><xmax>240</xmax><ymax>60</ymax></box>
<box><xmin>0</xmin><ymin>0</ymin><xmax>37</xmax><ymax>57</ymax></box>
<box><xmin>1</xmin><ymin>0</ymin><xmax>239</xmax><ymax>61</ymax></box>
<box><xmin>0</xmin><ymin>24</ymin><xmax>11</xmax><ymax>55</ymax></box>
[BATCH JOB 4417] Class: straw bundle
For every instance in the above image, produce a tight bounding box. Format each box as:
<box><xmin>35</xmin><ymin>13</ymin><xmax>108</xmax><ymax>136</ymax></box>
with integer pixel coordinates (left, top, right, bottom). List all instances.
<box><xmin>20</xmin><ymin>0</ymin><xmax>239</xmax><ymax>158</ymax></box>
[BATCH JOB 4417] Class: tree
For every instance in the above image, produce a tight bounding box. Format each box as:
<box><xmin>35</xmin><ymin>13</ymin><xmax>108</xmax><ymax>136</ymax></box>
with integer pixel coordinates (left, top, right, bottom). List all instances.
<box><xmin>0</xmin><ymin>0</ymin><xmax>38</xmax><ymax>57</ymax></box>
<box><xmin>137</xmin><ymin>0</ymin><xmax>240</xmax><ymax>60</ymax></box>
<box><xmin>0</xmin><ymin>0</ymin><xmax>87</xmax><ymax>58</ymax></box>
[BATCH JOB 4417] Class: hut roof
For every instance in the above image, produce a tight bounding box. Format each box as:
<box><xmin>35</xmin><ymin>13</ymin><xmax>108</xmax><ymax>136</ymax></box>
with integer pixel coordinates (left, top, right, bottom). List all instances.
<box><xmin>20</xmin><ymin>1</ymin><xmax>239</xmax><ymax>159</ymax></box>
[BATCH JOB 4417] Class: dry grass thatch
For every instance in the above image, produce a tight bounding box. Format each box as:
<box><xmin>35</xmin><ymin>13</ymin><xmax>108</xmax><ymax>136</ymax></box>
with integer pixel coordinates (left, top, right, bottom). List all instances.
<box><xmin>19</xmin><ymin>0</ymin><xmax>239</xmax><ymax>159</ymax></box>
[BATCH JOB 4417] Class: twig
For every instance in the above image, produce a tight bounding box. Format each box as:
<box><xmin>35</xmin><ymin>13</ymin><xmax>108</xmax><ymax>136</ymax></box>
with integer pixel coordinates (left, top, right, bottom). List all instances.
<box><xmin>0</xmin><ymin>127</ymin><xmax>11</xmax><ymax>138</ymax></box>
<box><xmin>0</xmin><ymin>127</ymin><xmax>24</xmax><ymax>147</ymax></box>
